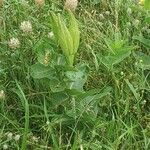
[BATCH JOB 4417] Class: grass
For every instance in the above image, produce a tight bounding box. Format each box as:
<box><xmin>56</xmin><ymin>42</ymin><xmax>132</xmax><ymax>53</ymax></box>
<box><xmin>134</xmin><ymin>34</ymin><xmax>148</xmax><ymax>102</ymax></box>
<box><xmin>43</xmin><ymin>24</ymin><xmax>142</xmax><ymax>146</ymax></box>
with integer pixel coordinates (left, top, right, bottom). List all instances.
<box><xmin>0</xmin><ymin>0</ymin><xmax>150</xmax><ymax>149</ymax></box>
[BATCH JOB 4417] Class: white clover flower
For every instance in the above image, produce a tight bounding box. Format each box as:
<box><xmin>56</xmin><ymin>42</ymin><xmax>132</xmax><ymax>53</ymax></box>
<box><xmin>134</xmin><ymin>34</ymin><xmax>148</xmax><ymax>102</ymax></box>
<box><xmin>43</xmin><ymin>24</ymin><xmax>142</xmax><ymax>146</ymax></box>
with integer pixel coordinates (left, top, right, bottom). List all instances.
<box><xmin>8</xmin><ymin>38</ymin><xmax>20</xmax><ymax>49</ymax></box>
<box><xmin>20</xmin><ymin>21</ymin><xmax>32</xmax><ymax>33</ymax></box>
<box><xmin>48</xmin><ymin>32</ymin><xmax>54</xmax><ymax>38</ymax></box>
<box><xmin>7</xmin><ymin>132</ymin><xmax>13</xmax><ymax>140</ymax></box>
<box><xmin>0</xmin><ymin>90</ymin><xmax>5</xmax><ymax>99</ymax></box>
<box><xmin>105</xmin><ymin>11</ymin><xmax>110</xmax><ymax>16</ymax></box>
<box><xmin>64</xmin><ymin>0</ymin><xmax>78</xmax><ymax>11</ymax></box>
<box><xmin>3</xmin><ymin>144</ymin><xmax>8</xmax><ymax>150</ymax></box>
<box><xmin>14</xmin><ymin>134</ymin><xmax>21</xmax><ymax>141</ymax></box>
<box><xmin>143</xmin><ymin>100</ymin><xmax>147</xmax><ymax>104</ymax></box>
<box><xmin>32</xmin><ymin>136</ymin><xmax>39</xmax><ymax>143</ymax></box>
<box><xmin>140</xmin><ymin>59</ymin><xmax>143</xmax><ymax>63</ymax></box>
<box><xmin>121</xmin><ymin>71</ymin><xmax>124</xmax><ymax>76</ymax></box>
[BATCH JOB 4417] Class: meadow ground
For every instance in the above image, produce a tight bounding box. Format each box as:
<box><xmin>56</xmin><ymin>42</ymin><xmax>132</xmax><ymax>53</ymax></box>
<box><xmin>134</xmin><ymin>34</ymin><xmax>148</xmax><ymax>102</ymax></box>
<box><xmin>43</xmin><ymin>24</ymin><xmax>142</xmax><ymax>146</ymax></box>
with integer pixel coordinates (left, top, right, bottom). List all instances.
<box><xmin>0</xmin><ymin>0</ymin><xmax>150</xmax><ymax>149</ymax></box>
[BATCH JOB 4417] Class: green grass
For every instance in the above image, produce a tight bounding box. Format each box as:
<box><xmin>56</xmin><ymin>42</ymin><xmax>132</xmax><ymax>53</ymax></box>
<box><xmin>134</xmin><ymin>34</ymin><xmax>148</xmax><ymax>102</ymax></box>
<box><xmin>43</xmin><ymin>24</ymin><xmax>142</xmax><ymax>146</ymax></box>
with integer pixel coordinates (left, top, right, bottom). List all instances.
<box><xmin>0</xmin><ymin>0</ymin><xmax>150</xmax><ymax>149</ymax></box>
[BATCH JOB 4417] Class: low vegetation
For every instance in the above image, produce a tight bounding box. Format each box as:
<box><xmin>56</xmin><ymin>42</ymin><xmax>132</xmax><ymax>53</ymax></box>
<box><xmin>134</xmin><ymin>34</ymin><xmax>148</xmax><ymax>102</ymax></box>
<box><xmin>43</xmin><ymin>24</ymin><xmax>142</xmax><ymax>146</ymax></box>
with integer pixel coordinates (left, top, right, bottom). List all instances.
<box><xmin>0</xmin><ymin>0</ymin><xmax>150</xmax><ymax>149</ymax></box>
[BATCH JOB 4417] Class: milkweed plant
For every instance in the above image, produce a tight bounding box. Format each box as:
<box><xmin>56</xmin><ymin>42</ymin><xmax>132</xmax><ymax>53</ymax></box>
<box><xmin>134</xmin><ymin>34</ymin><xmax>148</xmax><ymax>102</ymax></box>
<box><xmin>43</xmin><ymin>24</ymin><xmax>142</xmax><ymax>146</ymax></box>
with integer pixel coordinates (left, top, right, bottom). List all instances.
<box><xmin>31</xmin><ymin>10</ymin><xmax>88</xmax><ymax>92</ymax></box>
<box><xmin>50</xmin><ymin>10</ymin><xmax>80</xmax><ymax>67</ymax></box>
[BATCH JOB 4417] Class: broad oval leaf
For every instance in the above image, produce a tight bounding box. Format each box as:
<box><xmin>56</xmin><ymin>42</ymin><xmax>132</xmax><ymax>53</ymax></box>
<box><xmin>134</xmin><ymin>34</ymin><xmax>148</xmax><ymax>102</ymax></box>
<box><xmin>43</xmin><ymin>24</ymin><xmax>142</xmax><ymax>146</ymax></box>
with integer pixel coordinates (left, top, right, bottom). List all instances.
<box><xmin>133</xmin><ymin>36</ymin><xmax>150</xmax><ymax>48</ymax></box>
<box><xmin>30</xmin><ymin>63</ymin><xmax>55</xmax><ymax>79</ymax></box>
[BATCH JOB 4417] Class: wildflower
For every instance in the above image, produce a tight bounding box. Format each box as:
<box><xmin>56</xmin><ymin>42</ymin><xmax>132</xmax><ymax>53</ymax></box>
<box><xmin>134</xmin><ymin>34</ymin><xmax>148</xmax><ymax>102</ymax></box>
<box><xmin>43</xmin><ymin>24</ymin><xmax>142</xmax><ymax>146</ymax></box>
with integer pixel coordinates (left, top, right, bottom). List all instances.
<box><xmin>105</xmin><ymin>11</ymin><xmax>110</xmax><ymax>15</ymax></box>
<box><xmin>64</xmin><ymin>0</ymin><xmax>78</xmax><ymax>11</ymax></box>
<box><xmin>7</xmin><ymin>132</ymin><xmax>13</xmax><ymax>140</ymax></box>
<box><xmin>48</xmin><ymin>32</ymin><xmax>54</xmax><ymax>38</ymax></box>
<box><xmin>20</xmin><ymin>21</ymin><xmax>32</xmax><ymax>33</ymax></box>
<box><xmin>8</xmin><ymin>38</ymin><xmax>20</xmax><ymax>49</ymax></box>
<box><xmin>121</xmin><ymin>71</ymin><xmax>124</xmax><ymax>76</ymax></box>
<box><xmin>0</xmin><ymin>90</ymin><xmax>5</xmax><ymax>99</ymax></box>
<box><xmin>32</xmin><ymin>136</ymin><xmax>39</xmax><ymax>143</ymax></box>
<box><xmin>35</xmin><ymin>0</ymin><xmax>45</xmax><ymax>7</ymax></box>
<box><xmin>140</xmin><ymin>59</ymin><xmax>143</xmax><ymax>63</ymax></box>
<box><xmin>14</xmin><ymin>134</ymin><xmax>21</xmax><ymax>141</ymax></box>
<box><xmin>3</xmin><ymin>144</ymin><xmax>8</xmax><ymax>150</ymax></box>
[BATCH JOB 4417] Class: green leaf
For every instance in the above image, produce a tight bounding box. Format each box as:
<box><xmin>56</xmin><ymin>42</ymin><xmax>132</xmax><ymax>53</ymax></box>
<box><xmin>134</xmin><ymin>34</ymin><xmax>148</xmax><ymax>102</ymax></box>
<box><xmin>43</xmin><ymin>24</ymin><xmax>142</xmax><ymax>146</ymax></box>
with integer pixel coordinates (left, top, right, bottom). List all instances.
<box><xmin>51</xmin><ymin>92</ymin><xmax>69</xmax><ymax>106</ymax></box>
<box><xmin>134</xmin><ymin>52</ymin><xmax>150</xmax><ymax>70</ymax></box>
<box><xmin>34</xmin><ymin>37</ymin><xmax>52</xmax><ymax>52</ymax></box>
<box><xmin>65</xmin><ymin>64</ymin><xmax>88</xmax><ymax>90</ymax></box>
<box><xmin>68</xmin><ymin>10</ymin><xmax>80</xmax><ymax>54</ymax></box>
<box><xmin>30</xmin><ymin>63</ymin><xmax>55</xmax><ymax>79</ymax></box>
<box><xmin>144</xmin><ymin>0</ymin><xmax>150</xmax><ymax>10</ymax></box>
<box><xmin>49</xmin><ymin>78</ymin><xmax>66</xmax><ymax>92</ymax></box>
<box><xmin>100</xmin><ymin>49</ymin><xmax>132</xmax><ymax>70</ymax></box>
<box><xmin>133</xmin><ymin>36</ymin><xmax>150</xmax><ymax>48</ymax></box>
<box><xmin>92</xmin><ymin>0</ymin><xmax>101</xmax><ymax>5</ymax></box>
<box><xmin>125</xmin><ymin>79</ymin><xmax>139</xmax><ymax>101</ymax></box>
<box><xmin>144</xmin><ymin>16</ymin><xmax>150</xmax><ymax>24</ymax></box>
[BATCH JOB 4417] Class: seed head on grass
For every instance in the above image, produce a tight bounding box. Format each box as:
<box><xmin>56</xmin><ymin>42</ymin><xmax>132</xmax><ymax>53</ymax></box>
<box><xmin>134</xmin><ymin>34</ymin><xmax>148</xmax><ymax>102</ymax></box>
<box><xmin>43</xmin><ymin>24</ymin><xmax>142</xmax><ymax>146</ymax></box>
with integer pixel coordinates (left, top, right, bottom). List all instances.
<box><xmin>20</xmin><ymin>21</ymin><xmax>32</xmax><ymax>33</ymax></box>
<box><xmin>0</xmin><ymin>90</ymin><xmax>5</xmax><ymax>99</ymax></box>
<box><xmin>8</xmin><ymin>38</ymin><xmax>20</xmax><ymax>49</ymax></box>
<box><xmin>64</xmin><ymin>0</ymin><xmax>78</xmax><ymax>11</ymax></box>
<box><xmin>35</xmin><ymin>0</ymin><xmax>45</xmax><ymax>7</ymax></box>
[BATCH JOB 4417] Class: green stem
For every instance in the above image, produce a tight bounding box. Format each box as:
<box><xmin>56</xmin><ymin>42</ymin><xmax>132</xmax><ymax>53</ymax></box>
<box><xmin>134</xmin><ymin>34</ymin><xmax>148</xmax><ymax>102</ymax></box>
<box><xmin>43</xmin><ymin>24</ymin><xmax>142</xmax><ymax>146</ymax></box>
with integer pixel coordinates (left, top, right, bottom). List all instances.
<box><xmin>67</xmin><ymin>54</ymin><xmax>74</xmax><ymax>67</ymax></box>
